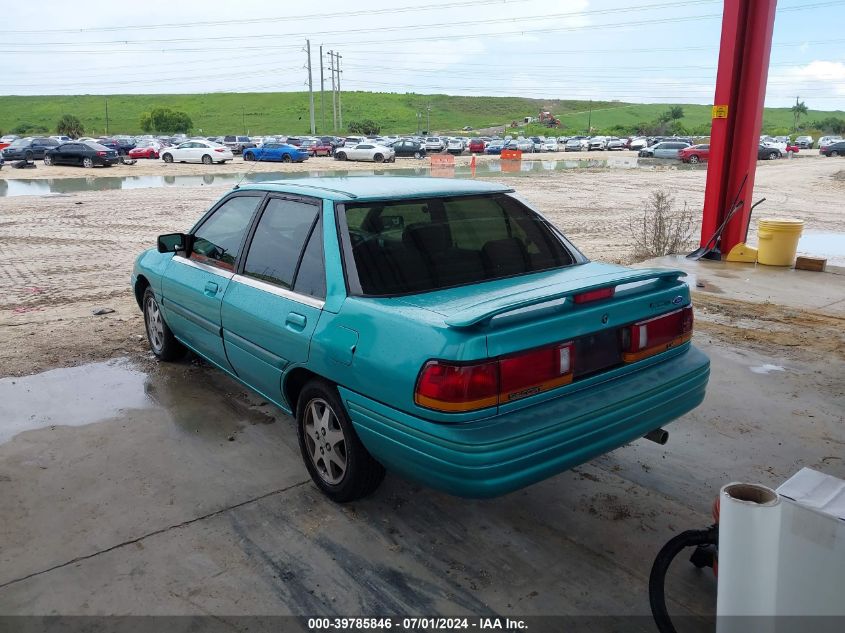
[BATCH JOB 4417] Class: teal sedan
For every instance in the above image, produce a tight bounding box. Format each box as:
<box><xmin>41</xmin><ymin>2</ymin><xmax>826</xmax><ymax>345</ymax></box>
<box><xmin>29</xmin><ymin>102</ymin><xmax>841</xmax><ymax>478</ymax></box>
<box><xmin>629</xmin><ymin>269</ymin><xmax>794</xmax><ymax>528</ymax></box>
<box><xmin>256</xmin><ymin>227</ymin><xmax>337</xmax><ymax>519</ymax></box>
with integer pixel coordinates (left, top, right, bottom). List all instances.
<box><xmin>132</xmin><ymin>177</ymin><xmax>709</xmax><ymax>502</ymax></box>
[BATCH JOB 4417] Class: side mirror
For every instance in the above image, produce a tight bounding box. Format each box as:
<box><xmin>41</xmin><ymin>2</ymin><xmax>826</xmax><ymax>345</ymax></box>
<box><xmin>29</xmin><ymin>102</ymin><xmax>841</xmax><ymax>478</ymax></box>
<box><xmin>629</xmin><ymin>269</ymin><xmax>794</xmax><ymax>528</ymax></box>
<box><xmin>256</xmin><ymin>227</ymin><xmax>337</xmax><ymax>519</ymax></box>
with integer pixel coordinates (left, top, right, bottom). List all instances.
<box><xmin>157</xmin><ymin>232</ymin><xmax>191</xmax><ymax>254</ymax></box>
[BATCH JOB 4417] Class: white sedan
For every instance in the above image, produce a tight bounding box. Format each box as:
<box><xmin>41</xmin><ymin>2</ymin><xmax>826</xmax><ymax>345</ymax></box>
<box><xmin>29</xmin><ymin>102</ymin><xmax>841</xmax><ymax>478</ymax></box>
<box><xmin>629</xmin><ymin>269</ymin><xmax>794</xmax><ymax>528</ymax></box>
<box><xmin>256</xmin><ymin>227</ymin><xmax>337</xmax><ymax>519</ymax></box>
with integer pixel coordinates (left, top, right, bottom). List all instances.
<box><xmin>333</xmin><ymin>143</ymin><xmax>395</xmax><ymax>163</ymax></box>
<box><xmin>542</xmin><ymin>139</ymin><xmax>559</xmax><ymax>152</ymax></box>
<box><xmin>160</xmin><ymin>140</ymin><xmax>233</xmax><ymax>164</ymax></box>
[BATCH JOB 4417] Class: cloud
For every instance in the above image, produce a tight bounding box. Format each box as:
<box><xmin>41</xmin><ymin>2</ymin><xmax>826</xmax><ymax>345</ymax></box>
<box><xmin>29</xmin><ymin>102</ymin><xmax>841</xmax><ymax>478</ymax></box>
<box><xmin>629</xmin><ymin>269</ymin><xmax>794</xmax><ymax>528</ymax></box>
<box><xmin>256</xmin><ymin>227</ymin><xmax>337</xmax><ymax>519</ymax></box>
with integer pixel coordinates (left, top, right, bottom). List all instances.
<box><xmin>769</xmin><ymin>60</ymin><xmax>845</xmax><ymax>103</ymax></box>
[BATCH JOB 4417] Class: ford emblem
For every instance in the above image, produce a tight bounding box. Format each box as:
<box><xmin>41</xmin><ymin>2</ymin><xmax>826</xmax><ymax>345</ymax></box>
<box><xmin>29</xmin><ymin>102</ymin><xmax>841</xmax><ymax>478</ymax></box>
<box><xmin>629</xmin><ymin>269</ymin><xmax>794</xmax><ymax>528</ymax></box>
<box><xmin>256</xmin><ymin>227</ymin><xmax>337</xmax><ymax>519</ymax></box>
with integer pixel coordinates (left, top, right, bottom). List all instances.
<box><xmin>672</xmin><ymin>295</ymin><xmax>684</xmax><ymax>305</ymax></box>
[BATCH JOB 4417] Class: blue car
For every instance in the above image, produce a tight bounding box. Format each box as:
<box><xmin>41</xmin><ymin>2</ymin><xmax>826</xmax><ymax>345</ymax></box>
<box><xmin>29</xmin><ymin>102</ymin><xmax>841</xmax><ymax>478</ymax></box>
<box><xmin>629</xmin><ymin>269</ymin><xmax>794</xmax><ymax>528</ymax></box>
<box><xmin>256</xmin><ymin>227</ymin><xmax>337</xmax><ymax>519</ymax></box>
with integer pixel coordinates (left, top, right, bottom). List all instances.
<box><xmin>243</xmin><ymin>142</ymin><xmax>308</xmax><ymax>163</ymax></box>
<box><xmin>485</xmin><ymin>141</ymin><xmax>506</xmax><ymax>155</ymax></box>
<box><xmin>132</xmin><ymin>177</ymin><xmax>709</xmax><ymax>502</ymax></box>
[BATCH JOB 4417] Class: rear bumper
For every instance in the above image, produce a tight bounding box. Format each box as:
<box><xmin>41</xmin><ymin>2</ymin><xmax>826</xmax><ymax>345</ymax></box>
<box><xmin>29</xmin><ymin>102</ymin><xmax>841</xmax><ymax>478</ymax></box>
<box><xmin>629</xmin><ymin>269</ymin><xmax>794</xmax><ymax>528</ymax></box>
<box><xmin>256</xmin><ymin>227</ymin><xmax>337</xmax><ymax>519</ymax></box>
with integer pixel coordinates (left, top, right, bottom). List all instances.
<box><xmin>340</xmin><ymin>345</ymin><xmax>710</xmax><ymax>498</ymax></box>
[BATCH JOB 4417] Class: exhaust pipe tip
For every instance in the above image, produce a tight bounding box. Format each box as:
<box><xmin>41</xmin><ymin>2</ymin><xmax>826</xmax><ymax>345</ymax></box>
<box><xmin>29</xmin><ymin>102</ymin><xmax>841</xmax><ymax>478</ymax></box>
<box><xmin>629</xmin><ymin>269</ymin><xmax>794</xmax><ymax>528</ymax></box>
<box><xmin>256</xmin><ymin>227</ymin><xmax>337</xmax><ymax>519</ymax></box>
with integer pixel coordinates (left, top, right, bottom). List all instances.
<box><xmin>644</xmin><ymin>428</ymin><xmax>669</xmax><ymax>445</ymax></box>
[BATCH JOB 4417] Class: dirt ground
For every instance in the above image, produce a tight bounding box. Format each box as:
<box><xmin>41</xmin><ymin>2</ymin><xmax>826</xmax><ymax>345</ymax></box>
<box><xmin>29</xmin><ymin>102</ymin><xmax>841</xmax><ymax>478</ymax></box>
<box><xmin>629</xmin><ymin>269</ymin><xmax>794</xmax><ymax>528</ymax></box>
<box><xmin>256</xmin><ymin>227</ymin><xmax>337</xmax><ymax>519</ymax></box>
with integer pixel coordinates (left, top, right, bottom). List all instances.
<box><xmin>0</xmin><ymin>152</ymin><xmax>843</xmax><ymax>377</ymax></box>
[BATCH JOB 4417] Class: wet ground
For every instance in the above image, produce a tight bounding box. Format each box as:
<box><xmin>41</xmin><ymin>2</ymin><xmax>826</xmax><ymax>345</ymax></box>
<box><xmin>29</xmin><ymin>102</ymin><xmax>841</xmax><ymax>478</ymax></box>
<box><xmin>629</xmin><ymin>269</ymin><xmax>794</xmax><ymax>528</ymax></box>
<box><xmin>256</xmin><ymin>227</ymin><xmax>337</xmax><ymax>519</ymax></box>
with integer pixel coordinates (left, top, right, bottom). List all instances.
<box><xmin>1</xmin><ymin>328</ymin><xmax>843</xmax><ymax>621</ymax></box>
<box><xmin>0</xmin><ymin>156</ymin><xmax>663</xmax><ymax>197</ymax></box>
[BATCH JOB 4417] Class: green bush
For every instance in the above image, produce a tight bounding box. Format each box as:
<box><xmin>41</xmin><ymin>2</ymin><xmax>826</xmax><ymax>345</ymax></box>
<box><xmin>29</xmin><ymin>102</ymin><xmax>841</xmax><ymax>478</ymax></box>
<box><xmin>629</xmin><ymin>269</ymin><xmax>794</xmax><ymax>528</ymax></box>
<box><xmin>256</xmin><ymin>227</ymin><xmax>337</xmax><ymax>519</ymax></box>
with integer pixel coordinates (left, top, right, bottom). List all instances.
<box><xmin>139</xmin><ymin>107</ymin><xmax>193</xmax><ymax>134</ymax></box>
<box><xmin>56</xmin><ymin>114</ymin><xmax>84</xmax><ymax>138</ymax></box>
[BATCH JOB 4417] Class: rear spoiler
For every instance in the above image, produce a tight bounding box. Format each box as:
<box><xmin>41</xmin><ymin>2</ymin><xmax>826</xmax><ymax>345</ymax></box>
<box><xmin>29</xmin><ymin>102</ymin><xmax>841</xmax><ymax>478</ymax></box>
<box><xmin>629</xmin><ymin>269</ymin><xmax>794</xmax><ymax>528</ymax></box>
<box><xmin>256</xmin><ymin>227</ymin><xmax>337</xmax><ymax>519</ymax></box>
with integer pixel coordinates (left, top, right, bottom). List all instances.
<box><xmin>444</xmin><ymin>268</ymin><xmax>686</xmax><ymax>328</ymax></box>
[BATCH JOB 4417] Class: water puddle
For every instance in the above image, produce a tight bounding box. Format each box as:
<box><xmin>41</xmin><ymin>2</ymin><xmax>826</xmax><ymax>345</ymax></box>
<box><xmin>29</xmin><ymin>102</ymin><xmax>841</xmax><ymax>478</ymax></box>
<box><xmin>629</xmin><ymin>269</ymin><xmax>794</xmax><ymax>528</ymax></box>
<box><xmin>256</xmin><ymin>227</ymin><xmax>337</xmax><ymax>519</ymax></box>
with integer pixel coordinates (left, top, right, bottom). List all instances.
<box><xmin>0</xmin><ymin>157</ymin><xmax>648</xmax><ymax>197</ymax></box>
<box><xmin>0</xmin><ymin>357</ymin><xmax>276</xmax><ymax>445</ymax></box>
<box><xmin>797</xmin><ymin>232</ymin><xmax>845</xmax><ymax>266</ymax></box>
<box><xmin>750</xmin><ymin>364</ymin><xmax>786</xmax><ymax>375</ymax></box>
<box><xmin>0</xmin><ymin>359</ymin><xmax>153</xmax><ymax>443</ymax></box>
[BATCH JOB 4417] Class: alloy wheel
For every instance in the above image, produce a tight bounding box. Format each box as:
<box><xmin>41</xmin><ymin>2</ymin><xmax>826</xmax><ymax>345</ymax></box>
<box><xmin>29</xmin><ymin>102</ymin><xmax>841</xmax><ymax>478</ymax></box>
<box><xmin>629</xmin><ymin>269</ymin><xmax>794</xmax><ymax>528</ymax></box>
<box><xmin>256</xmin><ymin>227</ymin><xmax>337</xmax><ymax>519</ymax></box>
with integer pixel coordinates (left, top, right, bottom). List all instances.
<box><xmin>144</xmin><ymin>295</ymin><xmax>165</xmax><ymax>354</ymax></box>
<box><xmin>303</xmin><ymin>398</ymin><xmax>347</xmax><ymax>485</ymax></box>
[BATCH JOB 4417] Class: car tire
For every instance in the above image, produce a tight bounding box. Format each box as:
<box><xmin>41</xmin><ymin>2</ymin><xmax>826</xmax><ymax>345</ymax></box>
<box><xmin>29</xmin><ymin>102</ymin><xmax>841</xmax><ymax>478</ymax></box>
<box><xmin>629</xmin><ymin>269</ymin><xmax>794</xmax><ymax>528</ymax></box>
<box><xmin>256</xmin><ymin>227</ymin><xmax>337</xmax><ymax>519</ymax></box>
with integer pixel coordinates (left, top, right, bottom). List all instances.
<box><xmin>831</xmin><ymin>150</ymin><xmax>840</xmax><ymax>157</ymax></box>
<box><xmin>768</xmin><ymin>151</ymin><xmax>778</xmax><ymax>160</ymax></box>
<box><xmin>43</xmin><ymin>154</ymin><xmax>53</xmax><ymax>166</ymax></box>
<box><xmin>689</xmin><ymin>155</ymin><xmax>700</xmax><ymax>164</ymax></box>
<box><xmin>282</xmin><ymin>154</ymin><xmax>293</xmax><ymax>163</ymax></box>
<box><xmin>201</xmin><ymin>154</ymin><xmax>213</xmax><ymax>165</ymax></box>
<box><xmin>162</xmin><ymin>153</ymin><xmax>173</xmax><ymax>163</ymax></box>
<box><xmin>335</xmin><ymin>152</ymin><xmax>347</xmax><ymax>161</ymax></box>
<box><xmin>142</xmin><ymin>287</ymin><xmax>186</xmax><ymax>362</ymax></box>
<box><xmin>296</xmin><ymin>379</ymin><xmax>385</xmax><ymax>503</ymax></box>
<box><xmin>243</xmin><ymin>152</ymin><xmax>254</xmax><ymax>161</ymax></box>
<box><xmin>82</xmin><ymin>157</ymin><xmax>94</xmax><ymax>168</ymax></box>
<box><xmin>413</xmin><ymin>151</ymin><xmax>422</xmax><ymax>159</ymax></box>
<box><xmin>373</xmin><ymin>153</ymin><xmax>384</xmax><ymax>163</ymax></box>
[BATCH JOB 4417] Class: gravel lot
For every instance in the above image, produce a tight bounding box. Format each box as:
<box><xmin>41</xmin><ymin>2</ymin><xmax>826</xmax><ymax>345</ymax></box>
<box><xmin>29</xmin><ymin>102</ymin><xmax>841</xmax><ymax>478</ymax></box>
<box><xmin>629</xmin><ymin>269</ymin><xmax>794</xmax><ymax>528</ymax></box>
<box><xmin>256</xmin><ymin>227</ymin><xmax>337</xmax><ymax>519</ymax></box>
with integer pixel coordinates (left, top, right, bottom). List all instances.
<box><xmin>0</xmin><ymin>152</ymin><xmax>843</xmax><ymax>377</ymax></box>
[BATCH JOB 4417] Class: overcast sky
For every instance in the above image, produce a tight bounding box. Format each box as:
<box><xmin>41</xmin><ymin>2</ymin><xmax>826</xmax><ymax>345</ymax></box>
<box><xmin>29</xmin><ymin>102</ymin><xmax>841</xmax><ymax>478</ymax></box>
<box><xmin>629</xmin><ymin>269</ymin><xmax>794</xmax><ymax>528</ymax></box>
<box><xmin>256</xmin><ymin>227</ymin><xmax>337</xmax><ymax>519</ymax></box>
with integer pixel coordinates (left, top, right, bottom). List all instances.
<box><xmin>2</xmin><ymin>0</ymin><xmax>844</xmax><ymax>109</ymax></box>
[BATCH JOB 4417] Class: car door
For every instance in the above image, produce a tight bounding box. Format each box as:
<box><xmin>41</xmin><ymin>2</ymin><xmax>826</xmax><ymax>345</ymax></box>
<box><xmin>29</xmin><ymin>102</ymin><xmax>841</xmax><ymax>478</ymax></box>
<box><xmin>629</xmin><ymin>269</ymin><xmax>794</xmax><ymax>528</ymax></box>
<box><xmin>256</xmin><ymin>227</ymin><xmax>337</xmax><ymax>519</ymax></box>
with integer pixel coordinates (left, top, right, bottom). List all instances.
<box><xmin>221</xmin><ymin>195</ymin><xmax>325</xmax><ymax>404</ymax></box>
<box><xmin>179</xmin><ymin>142</ymin><xmax>197</xmax><ymax>161</ymax></box>
<box><xmin>49</xmin><ymin>145</ymin><xmax>66</xmax><ymax>165</ymax></box>
<box><xmin>654</xmin><ymin>143</ymin><xmax>671</xmax><ymax>158</ymax></box>
<box><xmin>160</xmin><ymin>192</ymin><xmax>265</xmax><ymax>371</ymax></box>
<box><xmin>61</xmin><ymin>143</ymin><xmax>81</xmax><ymax>165</ymax></box>
<box><xmin>171</xmin><ymin>142</ymin><xmax>187</xmax><ymax>161</ymax></box>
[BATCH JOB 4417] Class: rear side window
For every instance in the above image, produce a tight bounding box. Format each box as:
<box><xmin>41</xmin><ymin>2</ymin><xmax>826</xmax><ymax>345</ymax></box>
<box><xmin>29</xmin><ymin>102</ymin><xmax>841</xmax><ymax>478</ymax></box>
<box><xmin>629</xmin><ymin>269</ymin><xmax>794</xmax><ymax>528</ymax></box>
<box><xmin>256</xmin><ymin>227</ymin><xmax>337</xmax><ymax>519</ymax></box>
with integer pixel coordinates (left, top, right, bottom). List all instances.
<box><xmin>342</xmin><ymin>194</ymin><xmax>576</xmax><ymax>296</ymax></box>
<box><xmin>191</xmin><ymin>195</ymin><xmax>262</xmax><ymax>271</ymax></box>
<box><xmin>243</xmin><ymin>198</ymin><xmax>318</xmax><ymax>290</ymax></box>
<box><xmin>293</xmin><ymin>219</ymin><xmax>326</xmax><ymax>299</ymax></box>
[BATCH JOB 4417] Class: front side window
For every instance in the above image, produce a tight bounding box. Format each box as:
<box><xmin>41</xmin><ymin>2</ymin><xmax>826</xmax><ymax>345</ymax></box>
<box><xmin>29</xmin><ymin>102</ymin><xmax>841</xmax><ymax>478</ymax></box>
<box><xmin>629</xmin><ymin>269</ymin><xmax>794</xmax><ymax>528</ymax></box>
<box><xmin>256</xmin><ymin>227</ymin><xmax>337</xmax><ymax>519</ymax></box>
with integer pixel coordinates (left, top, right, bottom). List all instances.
<box><xmin>191</xmin><ymin>195</ymin><xmax>262</xmax><ymax>271</ymax></box>
<box><xmin>343</xmin><ymin>194</ymin><xmax>577</xmax><ymax>296</ymax></box>
<box><xmin>243</xmin><ymin>198</ymin><xmax>319</xmax><ymax>290</ymax></box>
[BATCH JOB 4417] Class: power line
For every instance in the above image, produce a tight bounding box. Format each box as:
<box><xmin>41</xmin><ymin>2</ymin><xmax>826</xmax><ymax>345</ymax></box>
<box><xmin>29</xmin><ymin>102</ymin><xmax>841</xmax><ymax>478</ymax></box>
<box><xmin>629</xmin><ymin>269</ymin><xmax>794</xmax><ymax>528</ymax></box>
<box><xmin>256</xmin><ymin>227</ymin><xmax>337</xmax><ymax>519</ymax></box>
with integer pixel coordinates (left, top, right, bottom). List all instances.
<box><xmin>0</xmin><ymin>0</ymin><xmax>543</xmax><ymax>34</ymax></box>
<box><xmin>0</xmin><ymin>0</ymin><xmax>838</xmax><ymax>50</ymax></box>
<box><xmin>0</xmin><ymin>1</ymin><xmax>723</xmax><ymax>46</ymax></box>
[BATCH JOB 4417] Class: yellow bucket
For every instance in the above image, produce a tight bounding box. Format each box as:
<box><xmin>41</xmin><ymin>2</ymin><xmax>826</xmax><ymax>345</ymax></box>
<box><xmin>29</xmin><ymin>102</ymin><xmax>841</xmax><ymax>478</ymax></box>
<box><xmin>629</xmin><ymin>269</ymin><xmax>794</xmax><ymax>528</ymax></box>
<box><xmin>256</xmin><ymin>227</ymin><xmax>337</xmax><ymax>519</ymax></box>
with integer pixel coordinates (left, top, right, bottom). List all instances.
<box><xmin>757</xmin><ymin>218</ymin><xmax>804</xmax><ymax>266</ymax></box>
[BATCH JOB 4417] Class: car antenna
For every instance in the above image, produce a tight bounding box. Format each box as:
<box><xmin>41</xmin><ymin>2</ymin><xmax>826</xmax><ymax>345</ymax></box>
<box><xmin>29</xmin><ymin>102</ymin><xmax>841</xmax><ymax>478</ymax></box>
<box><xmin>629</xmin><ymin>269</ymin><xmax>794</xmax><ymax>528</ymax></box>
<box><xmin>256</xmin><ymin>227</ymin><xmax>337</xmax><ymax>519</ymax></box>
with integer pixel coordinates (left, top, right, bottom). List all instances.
<box><xmin>234</xmin><ymin>136</ymin><xmax>264</xmax><ymax>190</ymax></box>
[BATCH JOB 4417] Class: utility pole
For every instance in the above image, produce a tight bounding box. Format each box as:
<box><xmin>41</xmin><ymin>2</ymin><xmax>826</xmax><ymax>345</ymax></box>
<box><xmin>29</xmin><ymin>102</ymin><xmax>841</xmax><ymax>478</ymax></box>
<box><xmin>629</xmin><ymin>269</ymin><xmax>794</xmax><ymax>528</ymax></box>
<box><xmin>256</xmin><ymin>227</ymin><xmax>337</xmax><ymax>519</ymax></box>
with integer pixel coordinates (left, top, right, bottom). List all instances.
<box><xmin>242</xmin><ymin>105</ymin><xmax>246</xmax><ymax>135</ymax></box>
<box><xmin>587</xmin><ymin>100</ymin><xmax>592</xmax><ymax>134</ymax></box>
<box><xmin>329</xmin><ymin>50</ymin><xmax>337</xmax><ymax>131</ymax></box>
<box><xmin>793</xmin><ymin>95</ymin><xmax>799</xmax><ymax>133</ymax></box>
<box><xmin>319</xmin><ymin>44</ymin><xmax>325</xmax><ymax>133</ymax></box>
<box><xmin>306</xmin><ymin>39</ymin><xmax>316</xmax><ymax>135</ymax></box>
<box><xmin>426</xmin><ymin>104</ymin><xmax>431</xmax><ymax>134</ymax></box>
<box><xmin>336</xmin><ymin>52</ymin><xmax>343</xmax><ymax>131</ymax></box>
<box><xmin>104</xmin><ymin>98</ymin><xmax>109</xmax><ymax>135</ymax></box>
<box><xmin>417</xmin><ymin>111</ymin><xmax>421</xmax><ymax>135</ymax></box>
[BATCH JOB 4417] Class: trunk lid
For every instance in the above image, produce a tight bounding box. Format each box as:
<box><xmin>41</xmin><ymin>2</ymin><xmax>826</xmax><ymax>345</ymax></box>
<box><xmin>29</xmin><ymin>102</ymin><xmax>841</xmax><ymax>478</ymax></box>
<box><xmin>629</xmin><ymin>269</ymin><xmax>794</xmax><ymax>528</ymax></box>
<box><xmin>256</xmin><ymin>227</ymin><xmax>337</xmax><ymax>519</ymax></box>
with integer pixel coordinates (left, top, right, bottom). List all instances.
<box><xmin>394</xmin><ymin>262</ymin><xmax>691</xmax><ymax>362</ymax></box>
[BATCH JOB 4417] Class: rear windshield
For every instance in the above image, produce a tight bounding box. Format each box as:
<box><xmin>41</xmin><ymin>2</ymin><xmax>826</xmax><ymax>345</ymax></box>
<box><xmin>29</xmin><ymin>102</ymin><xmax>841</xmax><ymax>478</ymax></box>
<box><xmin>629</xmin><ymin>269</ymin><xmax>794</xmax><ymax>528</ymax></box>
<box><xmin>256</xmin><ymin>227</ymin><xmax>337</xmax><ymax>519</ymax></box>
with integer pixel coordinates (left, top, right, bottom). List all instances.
<box><xmin>341</xmin><ymin>194</ymin><xmax>577</xmax><ymax>296</ymax></box>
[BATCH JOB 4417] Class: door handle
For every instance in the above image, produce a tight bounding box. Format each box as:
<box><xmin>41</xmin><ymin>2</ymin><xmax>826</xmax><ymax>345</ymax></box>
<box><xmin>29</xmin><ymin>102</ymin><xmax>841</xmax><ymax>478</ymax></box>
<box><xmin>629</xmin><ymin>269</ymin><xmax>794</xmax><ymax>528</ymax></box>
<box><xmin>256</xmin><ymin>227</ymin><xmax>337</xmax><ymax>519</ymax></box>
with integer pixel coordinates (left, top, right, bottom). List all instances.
<box><xmin>286</xmin><ymin>312</ymin><xmax>307</xmax><ymax>330</ymax></box>
<box><xmin>204</xmin><ymin>281</ymin><xmax>219</xmax><ymax>296</ymax></box>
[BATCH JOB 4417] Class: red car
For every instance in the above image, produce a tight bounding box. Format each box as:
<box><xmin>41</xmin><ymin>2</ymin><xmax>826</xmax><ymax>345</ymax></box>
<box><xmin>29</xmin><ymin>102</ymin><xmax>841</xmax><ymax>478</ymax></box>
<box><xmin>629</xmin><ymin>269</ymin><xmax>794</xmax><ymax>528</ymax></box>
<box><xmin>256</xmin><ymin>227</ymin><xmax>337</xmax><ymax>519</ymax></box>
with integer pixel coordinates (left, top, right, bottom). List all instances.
<box><xmin>678</xmin><ymin>144</ymin><xmax>710</xmax><ymax>164</ymax></box>
<box><xmin>302</xmin><ymin>140</ymin><xmax>333</xmax><ymax>157</ymax></box>
<box><xmin>128</xmin><ymin>145</ymin><xmax>160</xmax><ymax>159</ymax></box>
<box><xmin>468</xmin><ymin>138</ymin><xmax>486</xmax><ymax>153</ymax></box>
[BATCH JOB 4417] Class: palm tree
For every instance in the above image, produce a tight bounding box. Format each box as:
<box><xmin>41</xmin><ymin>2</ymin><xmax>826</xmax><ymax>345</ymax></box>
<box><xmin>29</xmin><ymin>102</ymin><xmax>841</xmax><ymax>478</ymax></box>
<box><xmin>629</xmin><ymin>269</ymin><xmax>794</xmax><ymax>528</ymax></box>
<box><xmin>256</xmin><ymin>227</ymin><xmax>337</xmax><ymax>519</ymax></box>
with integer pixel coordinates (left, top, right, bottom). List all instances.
<box><xmin>791</xmin><ymin>100</ymin><xmax>808</xmax><ymax>132</ymax></box>
<box><xmin>56</xmin><ymin>114</ymin><xmax>84</xmax><ymax>139</ymax></box>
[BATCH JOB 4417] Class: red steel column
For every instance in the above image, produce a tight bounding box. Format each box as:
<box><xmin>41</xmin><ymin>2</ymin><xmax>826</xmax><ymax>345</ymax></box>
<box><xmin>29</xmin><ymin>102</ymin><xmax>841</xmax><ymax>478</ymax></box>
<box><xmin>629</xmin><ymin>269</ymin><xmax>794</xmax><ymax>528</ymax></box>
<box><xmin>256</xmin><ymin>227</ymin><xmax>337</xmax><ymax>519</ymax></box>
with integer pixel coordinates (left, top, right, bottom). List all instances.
<box><xmin>700</xmin><ymin>0</ymin><xmax>778</xmax><ymax>254</ymax></box>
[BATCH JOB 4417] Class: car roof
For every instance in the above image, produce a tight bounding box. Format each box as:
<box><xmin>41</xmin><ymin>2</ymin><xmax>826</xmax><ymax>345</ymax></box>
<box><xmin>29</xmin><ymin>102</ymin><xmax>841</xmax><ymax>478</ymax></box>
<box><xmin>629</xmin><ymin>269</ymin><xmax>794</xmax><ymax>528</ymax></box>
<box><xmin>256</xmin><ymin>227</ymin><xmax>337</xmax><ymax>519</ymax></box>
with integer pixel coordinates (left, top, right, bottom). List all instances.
<box><xmin>237</xmin><ymin>176</ymin><xmax>514</xmax><ymax>201</ymax></box>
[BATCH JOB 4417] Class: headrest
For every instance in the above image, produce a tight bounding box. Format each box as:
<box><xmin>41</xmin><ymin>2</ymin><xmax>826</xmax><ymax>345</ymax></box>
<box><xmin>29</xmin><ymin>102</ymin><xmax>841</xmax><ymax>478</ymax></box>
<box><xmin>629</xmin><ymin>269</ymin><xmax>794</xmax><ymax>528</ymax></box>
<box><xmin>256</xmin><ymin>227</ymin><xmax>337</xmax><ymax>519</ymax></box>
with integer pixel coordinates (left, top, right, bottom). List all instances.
<box><xmin>403</xmin><ymin>223</ymin><xmax>452</xmax><ymax>253</ymax></box>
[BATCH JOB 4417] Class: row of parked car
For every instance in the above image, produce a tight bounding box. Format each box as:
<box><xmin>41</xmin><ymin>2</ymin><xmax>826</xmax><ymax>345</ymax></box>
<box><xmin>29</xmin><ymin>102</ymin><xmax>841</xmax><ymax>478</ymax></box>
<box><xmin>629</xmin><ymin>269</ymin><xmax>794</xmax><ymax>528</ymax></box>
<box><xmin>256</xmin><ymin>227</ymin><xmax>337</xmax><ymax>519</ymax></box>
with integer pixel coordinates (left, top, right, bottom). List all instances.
<box><xmin>4</xmin><ymin>129</ymin><xmax>843</xmax><ymax>170</ymax></box>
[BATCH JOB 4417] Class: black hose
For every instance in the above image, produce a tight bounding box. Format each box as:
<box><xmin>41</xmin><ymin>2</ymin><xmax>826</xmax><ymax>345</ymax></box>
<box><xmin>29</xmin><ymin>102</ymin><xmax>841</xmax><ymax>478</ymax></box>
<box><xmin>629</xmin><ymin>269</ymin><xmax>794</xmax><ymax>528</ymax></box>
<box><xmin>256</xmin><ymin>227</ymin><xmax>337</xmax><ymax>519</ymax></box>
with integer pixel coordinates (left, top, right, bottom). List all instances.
<box><xmin>648</xmin><ymin>525</ymin><xmax>719</xmax><ymax>633</ymax></box>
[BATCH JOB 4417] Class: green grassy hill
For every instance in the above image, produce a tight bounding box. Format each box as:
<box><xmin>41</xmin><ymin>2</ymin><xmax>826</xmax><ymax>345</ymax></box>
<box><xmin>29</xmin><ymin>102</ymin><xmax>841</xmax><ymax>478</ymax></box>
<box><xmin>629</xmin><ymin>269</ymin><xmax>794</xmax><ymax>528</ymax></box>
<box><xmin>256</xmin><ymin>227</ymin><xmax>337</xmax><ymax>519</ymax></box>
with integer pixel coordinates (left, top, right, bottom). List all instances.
<box><xmin>0</xmin><ymin>92</ymin><xmax>840</xmax><ymax>137</ymax></box>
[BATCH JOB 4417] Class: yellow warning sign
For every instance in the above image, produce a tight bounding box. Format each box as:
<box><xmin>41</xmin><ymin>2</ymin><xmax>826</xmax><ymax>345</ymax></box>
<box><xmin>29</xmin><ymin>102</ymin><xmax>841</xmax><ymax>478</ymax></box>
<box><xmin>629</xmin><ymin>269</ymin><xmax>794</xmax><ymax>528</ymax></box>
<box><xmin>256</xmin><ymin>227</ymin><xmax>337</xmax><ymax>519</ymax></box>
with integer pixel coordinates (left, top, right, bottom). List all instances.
<box><xmin>712</xmin><ymin>105</ymin><xmax>729</xmax><ymax>119</ymax></box>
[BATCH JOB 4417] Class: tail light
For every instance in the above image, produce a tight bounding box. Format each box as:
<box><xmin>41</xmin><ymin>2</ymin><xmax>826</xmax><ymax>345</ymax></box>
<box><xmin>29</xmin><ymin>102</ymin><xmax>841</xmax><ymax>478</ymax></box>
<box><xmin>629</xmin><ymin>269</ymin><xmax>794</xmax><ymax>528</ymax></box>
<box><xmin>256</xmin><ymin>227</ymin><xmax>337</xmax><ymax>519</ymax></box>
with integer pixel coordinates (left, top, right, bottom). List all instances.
<box><xmin>96</xmin><ymin>151</ymin><xmax>106</xmax><ymax>156</ymax></box>
<box><xmin>214</xmin><ymin>148</ymin><xmax>225</xmax><ymax>153</ymax></box>
<box><xmin>621</xmin><ymin>306</ymin><xmax>693</xmax><ymax>362</ymax></box>
<box><xmin>414</xmin><ymin>342</ymin><xmax>574</xmax><ymax>412</ymax></box>
<box><xmin>415</xmin><ymin>361</ymin><xmax>498</xmax><ymax>412</ymax></box>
